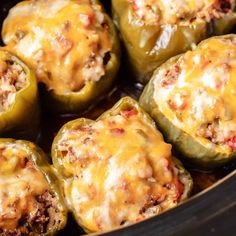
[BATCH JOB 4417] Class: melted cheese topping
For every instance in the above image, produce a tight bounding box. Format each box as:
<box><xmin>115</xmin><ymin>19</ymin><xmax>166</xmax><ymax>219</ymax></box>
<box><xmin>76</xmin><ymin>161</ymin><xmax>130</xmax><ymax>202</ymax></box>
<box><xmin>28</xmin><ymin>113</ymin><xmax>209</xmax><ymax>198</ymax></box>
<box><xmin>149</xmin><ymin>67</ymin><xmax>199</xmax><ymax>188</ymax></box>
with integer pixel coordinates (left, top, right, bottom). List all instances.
<box><xmin>2</xmin><ymin>0</ymin><xmax>112</xmax><ymax>93</ymax></box>
<box><xmin>130</xmin><ymin>0</ymin><xmax>234</xmax><ymax>25</ymax></box>
<box><xmin>0</xmin><ymin>144</ymin><xmax>50</xmax><ymax>231</ymax></box>
<box><xmin>154</xmin><ymin>35</ymin><xmax>236</xmax><ymax>152</ymax></box>
<box><xmin>57</xmin><ymin>109</ymin><xmax>186</xmax><ymax>232</ymax></box>
<box><xmin>0</xmin><ymin>51</ymin><xmax>26</xmax><ymax>113</ymax></box>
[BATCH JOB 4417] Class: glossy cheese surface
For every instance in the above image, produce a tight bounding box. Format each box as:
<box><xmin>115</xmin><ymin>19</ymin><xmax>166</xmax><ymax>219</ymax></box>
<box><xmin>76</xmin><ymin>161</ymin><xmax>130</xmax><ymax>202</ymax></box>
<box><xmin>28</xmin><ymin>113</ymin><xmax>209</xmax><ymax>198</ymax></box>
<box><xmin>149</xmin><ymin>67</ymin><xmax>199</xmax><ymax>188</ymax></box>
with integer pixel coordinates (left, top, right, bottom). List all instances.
<box><xmin>130</xmin><ymin>0</ymin><xmax>234</xmax><ymax>25</ymax></box>
<box><xmin>0</xmin><ymin>143</ymin><xmax>49</xmax><ymax>231</ymax></box>
<box><xmin>154</xmin><ymin>35</ymin><xmax>236</xmax><ymax>152</ymax></box>
<box><xmin>57</xmin><ymin>108</ymin><xmax>186</xmax><ymax>232</ymax></box>
<box><xmin>2</xmin><ymin>0</ymin><xmax>112</xmax><ymax>94</ymax></box>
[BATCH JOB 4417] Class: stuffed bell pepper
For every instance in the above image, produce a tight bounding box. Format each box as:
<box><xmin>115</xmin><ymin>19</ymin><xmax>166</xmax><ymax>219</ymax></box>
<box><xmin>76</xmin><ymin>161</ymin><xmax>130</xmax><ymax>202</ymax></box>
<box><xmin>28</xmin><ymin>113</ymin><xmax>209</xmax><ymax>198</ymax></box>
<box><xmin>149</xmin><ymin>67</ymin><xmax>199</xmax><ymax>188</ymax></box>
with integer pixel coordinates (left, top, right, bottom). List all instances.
<box><xmin>2</xmin><ymin>0</ymin><xmax>120</xmax><ymax>114</ymax></box>
<box><xmin>112</xmin><ymin>0</ymin><xmax>236</xmax><ymax>83</ymax></box>
<box><xmin>52</xmin><ymin>97</ymin><xmax>192</xmax><ymax>233</ymax></box>
<box><xmin>140</xmin><ymin>34</ymin><xmax>236</xmax><ymax>169</ymax></box>
<box><xmin>0</xmin><ymin>49</ymin><xmax>39</xmax><ymax>140</ymax></box>
<box><xmin>0</xmin><ymin>139</ymin><xmax>67</xmax><ymax>235</ymax></box>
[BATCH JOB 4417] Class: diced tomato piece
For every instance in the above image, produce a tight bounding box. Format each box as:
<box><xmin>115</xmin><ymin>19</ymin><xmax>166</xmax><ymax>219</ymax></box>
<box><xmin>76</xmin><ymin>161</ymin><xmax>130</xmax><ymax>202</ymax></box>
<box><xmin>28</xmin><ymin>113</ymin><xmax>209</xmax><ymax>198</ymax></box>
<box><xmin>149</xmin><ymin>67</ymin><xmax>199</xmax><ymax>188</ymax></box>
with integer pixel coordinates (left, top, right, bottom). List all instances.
<box><xmin>161</xmin><ymin>66</ymin><xmax>180</xmax><ymax>88</ymax></box>
<box><xmin>225</xmin><ymin>136</ymin><xmax>236</xmax><ymax>151</ymax></box>
<box><xmin>173</xmin><ymin>177</ymin><xmax>184</xmax><ymax>200</ymax></box>
<box><xmin>79</xmin><ymin>13</ymin><xmax>94</xmax><ymax>27</ymax></box>
<box><xmin>61</xmin><ymin>150</ymin><xmax>68</xmax><ymax>157</ymax></box>
<box><xmin>161</xmin><ymin>78</ymin><xmax>176</xmax><ymax>87</ymax></box>
<box><xmin>110</xmin><ymin>128</ymin><xmax>125</xmax><ymax>135</ymax></box>
<box><xmin>120</xmin><ymin>108</ymin><xmax>137</xmax><ymax>118</ymax></box>
<box><xmin>77</xmin><ymin>126</ymin><xmax>92</xmax><ymax>132</ymax></box>
<box><xmin>132</xmin><ymin>0</ymin><xmax>140</xmax><ymax>11</ymax></box>
<box><xmin>167</xmin><ymin>95</ymin><xmax>188</xmax><ymax>111</ymax></box>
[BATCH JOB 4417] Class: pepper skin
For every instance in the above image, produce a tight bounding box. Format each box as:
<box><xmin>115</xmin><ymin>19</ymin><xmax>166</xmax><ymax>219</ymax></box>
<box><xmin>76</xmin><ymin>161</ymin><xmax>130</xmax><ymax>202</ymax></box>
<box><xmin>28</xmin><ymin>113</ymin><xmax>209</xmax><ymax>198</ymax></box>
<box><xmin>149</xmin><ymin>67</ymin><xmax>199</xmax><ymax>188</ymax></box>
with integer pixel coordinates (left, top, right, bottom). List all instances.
<box><xmin>2</xmin><ymin>0</ymin><xmax>120</xmax><ymax>114</ymax></box>
<box><xmin>140</xmin><ymin>34</ymin><xmax>236</xmax><ymax>170</ymax></box>
<box><xmin>0</xmin><ymin>138</ymin><xmax>67</xmax><ymax>235</ymax></box>
<box><xmin>112</xmin><ymin>0</ymin><xmax>236</xmax><ymax>83</ymax></box>
<box><xmin>0</xmin><ymin>49</ymin><xmax>40</xmax><ymax>140</ymax></box>
<box><xmin>52</xmin><ymin>96</ymin><xmax>192</xmax><ymax>233</ymax></box>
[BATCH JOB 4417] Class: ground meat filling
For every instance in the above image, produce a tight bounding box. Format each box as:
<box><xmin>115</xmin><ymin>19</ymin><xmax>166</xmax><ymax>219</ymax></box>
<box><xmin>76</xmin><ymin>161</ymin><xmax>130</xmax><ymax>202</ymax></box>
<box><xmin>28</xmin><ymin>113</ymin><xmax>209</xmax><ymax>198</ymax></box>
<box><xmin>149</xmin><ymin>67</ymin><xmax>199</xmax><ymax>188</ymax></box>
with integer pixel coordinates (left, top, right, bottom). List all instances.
<box><xmin>3</xmin><ymin>0</ymin><xmax>113</xmax><ymax>94</ymax></box>
<box><xmin>0</xmin><ymin>145</ymin><xmax>62</xmax><ymax>235</ymax></box>
<box><xmin>160</xmin><ymin>64</ymin><xmax>181</xmax><ymax>88</ymax></box>
<box><xmin>198</xmin><ymin>119</ymin><xmax>236</xmax><ymax>151</ymax></box>
<box><xmin>0</xmin><ymin>191</ymin><xmax>60</xmax><ymax>236</ymax></box>
<box><xmin>154</xmin><ymin>37</ymin><xmax>236</xmax><ymax>152</ymax></box>
<box><xmin>57</xmin><ymin>108</ymin><xmax>187</xmax><ymax>231</ymax></box>
<box><xmin>0</xmin><ymin>60</ymin><xmax>26</xmax><ymax>113</ymax></box>
<box><xmin>130</xmin><ymin>0</ymin><xmax>232</xmax><ymax>25</ymax></box>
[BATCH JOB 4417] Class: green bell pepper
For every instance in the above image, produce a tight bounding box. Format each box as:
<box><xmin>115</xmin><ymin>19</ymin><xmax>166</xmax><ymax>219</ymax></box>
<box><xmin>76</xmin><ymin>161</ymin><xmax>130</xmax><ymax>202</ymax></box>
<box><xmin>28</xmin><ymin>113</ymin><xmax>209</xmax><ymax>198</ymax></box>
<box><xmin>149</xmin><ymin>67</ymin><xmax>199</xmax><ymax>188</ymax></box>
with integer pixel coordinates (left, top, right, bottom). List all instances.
<box><xmin>112</xmin><ymin>0</ymin><xmax>236</xmax><ymax>83</ymax></box>
<box><xmin>52</xmin><ymin>96</ymin><xmax>192</xmax><ymax>232</ymax></box>
<box><xmin>2</xmin><ymin>0</ymin><xmax>120</xmax><ymax>114</ymax></box>
<box><xmin>0</xmin><ymin>49</ymin><xmax>40</xmax><ymax>140</ymax></box>
<box><xmin>140</xmin><ymin>34</ymin><xmax>236</xmax><ymax>170</ymax></box>
<box><xmin>0</xmin><ymin>138</ymin><xmax>67</xmax><ymax>235</ymax></box>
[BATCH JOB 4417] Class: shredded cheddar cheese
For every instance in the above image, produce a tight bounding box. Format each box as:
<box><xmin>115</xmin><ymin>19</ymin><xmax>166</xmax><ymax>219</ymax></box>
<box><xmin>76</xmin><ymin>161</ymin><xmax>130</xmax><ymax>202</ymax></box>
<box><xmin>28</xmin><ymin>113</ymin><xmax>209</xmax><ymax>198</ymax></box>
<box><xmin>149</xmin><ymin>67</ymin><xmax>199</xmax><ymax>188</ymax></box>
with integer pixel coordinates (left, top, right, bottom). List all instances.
<box><xmin>57</xmin><ymin>108</ymin><xmax>187</xmax><ymax>231</ymax></box>
<box><xmin>2</xmin><ymin>0</ymin><xmax>112</xmax><ymax>93</ymax></box>
<box><xmin>154</xmin><ymin>35</ymin><xmax>236</xmax><ymax>152</ymax></box>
